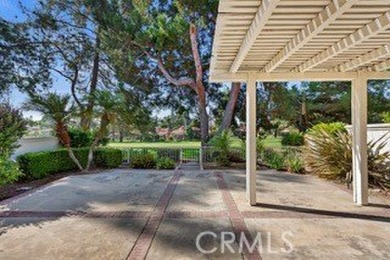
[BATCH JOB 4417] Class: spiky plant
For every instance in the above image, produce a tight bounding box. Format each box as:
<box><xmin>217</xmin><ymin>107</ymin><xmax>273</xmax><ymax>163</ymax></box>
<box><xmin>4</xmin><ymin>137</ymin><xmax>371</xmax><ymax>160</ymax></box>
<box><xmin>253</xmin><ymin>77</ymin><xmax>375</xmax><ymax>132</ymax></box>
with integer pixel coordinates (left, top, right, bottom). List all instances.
<box><xmin>24</xmin><ymin>93</ymin><xmax>84</xmax><ymax>171</ymax></box>
<box><xmin>305</xmin><ymin>130</ymin><xmax>390</xmax><ymax>190</ymax></box>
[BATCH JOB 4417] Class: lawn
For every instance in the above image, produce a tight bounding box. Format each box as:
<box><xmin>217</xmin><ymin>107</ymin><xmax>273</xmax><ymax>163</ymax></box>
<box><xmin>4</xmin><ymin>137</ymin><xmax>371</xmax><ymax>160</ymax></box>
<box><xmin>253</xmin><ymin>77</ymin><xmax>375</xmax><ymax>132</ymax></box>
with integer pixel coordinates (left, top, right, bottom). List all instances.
<box><xmin>108</xmin><ymin>136</ymin><xmax>282</xmax><ymax>149</ymax></box>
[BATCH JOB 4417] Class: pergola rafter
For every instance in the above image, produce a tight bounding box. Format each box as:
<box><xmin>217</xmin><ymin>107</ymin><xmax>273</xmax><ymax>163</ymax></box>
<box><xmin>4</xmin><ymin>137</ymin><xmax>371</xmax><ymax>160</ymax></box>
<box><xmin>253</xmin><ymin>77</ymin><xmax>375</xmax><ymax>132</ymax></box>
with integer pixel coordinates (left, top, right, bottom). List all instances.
<box><xmin>296</xmin><ymin>11</ymin><xmax>390</xmax><ymax>72</ymax></box>
<box><xmin>332</xmin><ymin>44</ymin><xmax>390</xmax><ymax>72</ymax></box>
<box><xmin>229</xmin><ymin>0</ymin><xmax>280</xmax><ymax>73</ymax></box>
<box><xmin>263</xmin><ymin>0</ymin><xmax>358</xmax><ymax>73</ymax></box>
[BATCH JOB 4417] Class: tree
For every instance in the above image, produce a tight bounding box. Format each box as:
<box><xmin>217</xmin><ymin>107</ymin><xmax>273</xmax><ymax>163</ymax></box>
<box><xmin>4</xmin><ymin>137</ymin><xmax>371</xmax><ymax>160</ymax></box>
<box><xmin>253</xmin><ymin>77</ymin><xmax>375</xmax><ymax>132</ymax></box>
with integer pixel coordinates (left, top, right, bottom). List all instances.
<box><xmin>0</xmin><ymin>105</ymin><xmax>27</xmax><ymax>157</ymax></box>
<box><xmin>22</xmin><ymin>0</ymin><xmax>113</xmax><ymax>130</ymax></box>
<box><xmin>24</xmin><ymin>92</ymin><xmax>84</xmax><ymax>171</ymax></box>
<box><xmin>0</xmin><ymin>18</ymin><xmax>51</xmax><ymax>95</ymax></box>
<box><xmin>89</xmin><ymin>0</ymin><xmax>218</xmax><ymax>145</ymax></box>
<box><xmin>218</xmin><ymin>83</ymin><xmax>242</xmax><ymax>133</ymax></box>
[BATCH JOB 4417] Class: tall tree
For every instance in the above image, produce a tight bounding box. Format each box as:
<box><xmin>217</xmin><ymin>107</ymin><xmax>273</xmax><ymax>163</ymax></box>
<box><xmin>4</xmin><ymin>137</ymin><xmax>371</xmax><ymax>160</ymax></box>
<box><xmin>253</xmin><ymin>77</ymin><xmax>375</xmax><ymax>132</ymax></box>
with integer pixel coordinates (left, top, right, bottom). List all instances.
<box><xmin>0</xmin><ymin>18</ymin><xmax>51</xmax><ymax>95</ymax></box>
<box><xmin>22</xmin><ymin>0</ymin><xmax>113</xmax><ymax>130</ymax></box>
<box><xmin>89</xmin><ymin>0</ymin><xmax>218</xmax><ymax>145</ymax></box>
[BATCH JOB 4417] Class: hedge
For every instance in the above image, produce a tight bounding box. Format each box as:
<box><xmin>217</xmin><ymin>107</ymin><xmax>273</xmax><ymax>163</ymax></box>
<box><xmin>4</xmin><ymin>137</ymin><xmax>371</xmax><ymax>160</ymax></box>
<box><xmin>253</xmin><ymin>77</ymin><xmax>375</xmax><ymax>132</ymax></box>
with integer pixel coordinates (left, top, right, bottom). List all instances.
<box><xmin>17</xmin><ymin>148</ymin><xmax>122</xmax><ymax>179</ymax></box>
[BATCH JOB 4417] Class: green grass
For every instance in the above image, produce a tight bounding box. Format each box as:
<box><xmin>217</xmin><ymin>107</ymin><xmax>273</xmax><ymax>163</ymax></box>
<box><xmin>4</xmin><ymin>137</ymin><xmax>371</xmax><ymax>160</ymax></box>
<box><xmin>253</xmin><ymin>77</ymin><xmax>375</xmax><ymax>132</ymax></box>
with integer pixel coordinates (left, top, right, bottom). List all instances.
<box><xmin>108</xmin><ymin>141</ymin><xmax>201</xmax><ymax>149</ymax></box>
<box><xmin>108</xmin><ymin>136</ymin><xmax>282</xmax><ymax>149</ymax></box>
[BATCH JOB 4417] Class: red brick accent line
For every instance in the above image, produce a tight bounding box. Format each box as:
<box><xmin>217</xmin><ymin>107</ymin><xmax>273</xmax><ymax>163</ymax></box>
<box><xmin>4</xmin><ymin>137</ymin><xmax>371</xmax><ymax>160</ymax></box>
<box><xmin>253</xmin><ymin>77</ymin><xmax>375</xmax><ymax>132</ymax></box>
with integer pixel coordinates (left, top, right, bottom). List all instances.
<box><xmin>165</xmin><ymin>210</ymin><xmax>228</xmax><ymax>219</ymax></box>
<box><xmin>127</xmin><ymin>171</ymin><xmax>182</xmax><ymax>260</ymax></box>
<box><xmin>0</xmin><ymin>210</ymin><xmax>150</xmax><ymax>219</ymax></box>
<box><xmin>214</xmin><ymin>172</ymin><xmax>262</xmax><ymax>260</ymax></box>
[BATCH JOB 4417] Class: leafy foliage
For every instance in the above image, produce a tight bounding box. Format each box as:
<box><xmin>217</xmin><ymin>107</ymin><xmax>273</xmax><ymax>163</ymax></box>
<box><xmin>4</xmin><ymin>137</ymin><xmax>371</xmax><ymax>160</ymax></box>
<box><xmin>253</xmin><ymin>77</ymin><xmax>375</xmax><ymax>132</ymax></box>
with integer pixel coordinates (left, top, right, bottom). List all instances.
<box><xmin>285</xmin><ymin>149</ymin><xmax>305</xmax><ymax>174</ymax></box>
<box><xmin>130</xmin><ymin>153</ymin><xmax>156</xmax><ymax>169</ymax></box>
<box><xmin>309</xmin><ymin>122</ymin><xmax>347</xmax><ymax>136</ymax></box>
<box><xmin>68</xmin><ymin>128</ymin><xmax>93</xmax><ymax>148</ymax></box>
<box><xmin>94</xmin><ymin>149</ymin><xmax>123</xmax><ymax>168</ymax></box>
<box><xmin>281</xmin><ymin>132</ymin><xmax>304</xmax><ymax>146</ymax></box>
<box><xmin>0</xmin><ymin>105</ymin><xmax>27</xmax><ymax>157</ymax></box>
<box><xmin>17</xmin><ymin>148</ymin><xmax>122</xmax><ymax>179</ymax></box>
<box><xmin>210</xmin><ymin>131</ymin><xmax>236</xmax><ymax>166</ymax></box>
<box><xmin>262</xmin><ymin>149</ymin><xmax>285</xmax><ymax>171</ymax></box>
<box><xmin>305</xmin><ymin>130</ymin><xmax>390</xmax><ymax>189</ymax></box>
<box><xmin>0</xmin><ymin>155</ymin><xmax>23</xmax><ymax>186</ymax></box>
<box><xmin>156</xmin><ymin>157</ymin><xmax>175</xmax><ymax>170</ymax></box>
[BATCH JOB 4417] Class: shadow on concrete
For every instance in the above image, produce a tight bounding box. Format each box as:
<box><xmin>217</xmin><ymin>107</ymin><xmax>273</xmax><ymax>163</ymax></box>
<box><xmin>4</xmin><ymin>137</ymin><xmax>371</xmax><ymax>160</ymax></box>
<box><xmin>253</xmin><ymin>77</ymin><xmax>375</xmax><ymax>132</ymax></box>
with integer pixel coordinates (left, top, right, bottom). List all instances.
<box><xmin>255</xmin><ymin>203</ymin><xmax>390</xmax><ymax>223</ymax></box>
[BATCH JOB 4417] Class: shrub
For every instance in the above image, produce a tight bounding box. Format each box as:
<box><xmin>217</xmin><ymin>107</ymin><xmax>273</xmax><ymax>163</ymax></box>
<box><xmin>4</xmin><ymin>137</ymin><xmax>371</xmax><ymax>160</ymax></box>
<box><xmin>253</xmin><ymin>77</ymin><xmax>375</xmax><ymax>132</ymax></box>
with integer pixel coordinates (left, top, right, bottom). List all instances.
<box><xmin>263</xmin><ymin>149</ymin><xmax>285</xmax><ymax>171</ymax></box>
<box><xmin>210</xmin><ymin>131</ymin><xmax>235</xmax><ymax>166</ymax></box>
<box><xmin>17</xmin><ymin>148</ymin><xmax>122</xmax><ymax>179</ymax></box>
<box><xmin>0</xmin><ymin>105</ymin><xmax>27</xmax><ymax>157</ymax></box>
<box><xmin>285</xmin><ymin>149</ymin><xmax>304</xmax><ymax>174</ymax></box>
<box><xmin>309</xmin><ymin>122</ymin><xmax>347</xmax><ymax>137</ymax></box>
<box><xmin>305</xmin><ymin>130</ymin><xmax>390</xmax><ymax>189</ymax></box>
<box><xmin>0</xmin><ymin>156</ymin><xmax>23</xmax><ymax>186</ymax></box>
<box><xmin>94</xmin><ymin>149</ymin><xmax>122</xmax><ymax>168</ymax></box>
<box><xmin>17</xmin><ymin>148</ymin><xmax>89</xmax><ymax>179</ymax></box>
<box><xmin>130</xmin><ymin>153</ymin><xmax>156</xmax><ymax>169</ymax></box>
<box><xmin>281</xmin><ymin>132</ymin><xmax>304</xmax><ymax>146</ymax></box>
<box><xmin>68</xmin><ymin>128</ymin><xmax>110</xmax><ymax>148</ymax></box>
<box><xmin>156</xmin><ymin>157</ymin><xmax>175</xmax><ymax>170</ymax></box>
<box><xmin>68</xmin><ymin>128</ymin><xmax>93</xmax><ymax>148</ymax></box>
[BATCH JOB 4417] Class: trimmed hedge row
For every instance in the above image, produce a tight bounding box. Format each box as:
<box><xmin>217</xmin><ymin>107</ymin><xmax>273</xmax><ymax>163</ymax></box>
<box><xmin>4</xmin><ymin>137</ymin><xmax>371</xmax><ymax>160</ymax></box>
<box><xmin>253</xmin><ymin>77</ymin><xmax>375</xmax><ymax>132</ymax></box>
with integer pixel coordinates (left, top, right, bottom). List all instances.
<box><xmin>17</xmin><ymin>148</ymin><xmax>122</xmax><ymax>179</ymax></box>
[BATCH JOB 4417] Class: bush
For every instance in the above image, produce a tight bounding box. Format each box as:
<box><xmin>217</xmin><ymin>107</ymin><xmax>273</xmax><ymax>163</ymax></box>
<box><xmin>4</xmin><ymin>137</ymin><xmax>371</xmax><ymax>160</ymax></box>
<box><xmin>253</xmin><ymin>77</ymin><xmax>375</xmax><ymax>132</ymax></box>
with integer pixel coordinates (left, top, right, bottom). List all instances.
<box><xmin>156</xmin><ymin>157</ymin><xmax>175</xmax><ymax>170</ymax></box>
<box><xmin>0</xmin><ymin>105</ymin><xmax>27</xmax><ymax>157</ymax></box>
<box><xmin>68</xmin><ymin>128</ymin><xmax>110</xmax><ymax>148</ymax></box>
<box><xmin>285</xmin><ymin>149</ymin><xmax>304</xmax><ymax>174</ymax></box>
<box><xmin>94</xmin><ymin>149</ymin><xmax>123</xmax><ymax>168</ymax></box>
<box><xmin>305</xmin><ymin>130</ymin><xmax>390</xmax><ymax>189</ymax></box>
<box><xmin>130</xmin><ymin>153</ymin><xmax>156</xmax><ymax>169</ymax></box>
<box><xmin>281</xmin><ymin>132</ymin><xmax>304</xmax><ymax>146</ymax></box>
<box><xmin>263</xmin><ymin>149</ymin><xmax>285</xmax><ymax>171</ymax></box>
<box><xmin>210</xmin><ymin>131</ymin><xmax>235</xmax><ymax>167</ymax></box>
<box><xmin>17</xmin><ymin>148</ymin><xmax>122</xmax><ymax>179</ymax></box>
<box><xmin>0</xmin><ymin>156</ymin><xmax>23</xmax><ymax>186</ymax></box>
<box><xmin>309</xmin><ymin>122</ymin><xmax>346</xmax><ymax>137</ymax></box>
<box><xmin>68</xmin><ymin>128</ymin><xmax>93</xmax><ymax>148</ymax></box>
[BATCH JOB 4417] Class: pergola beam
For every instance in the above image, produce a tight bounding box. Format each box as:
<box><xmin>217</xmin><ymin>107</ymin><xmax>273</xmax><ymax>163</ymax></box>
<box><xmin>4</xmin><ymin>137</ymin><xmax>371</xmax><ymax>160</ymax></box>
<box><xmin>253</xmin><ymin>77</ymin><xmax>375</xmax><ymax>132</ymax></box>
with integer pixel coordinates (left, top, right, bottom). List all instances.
<box><xmin>333</xmin><ymin>45</ymin><xmax>390</xmax><ymax>72</ymax></box>
<box><xmin>373</xmin><ymin>59</ymin><xmax>390</xmax><ymax>71</ymax></box>
<box><xmin>209</xmin><ymin>71</ymin><xmax>390</xmax><ymax>83</ymax></box>
<box><xmin>264</xmin><ymin>0</ymin><xmax>358</xmax><ymax>73</ymax></box>
<box><xmin>296</xmin><ymin>11</ymin><xmax>390</xmax><ymax>72</ymax></box>
<box><xmin>229</xmin><ymin>0</ymin><xmax>280</xmax><ymax>73</ymax></box>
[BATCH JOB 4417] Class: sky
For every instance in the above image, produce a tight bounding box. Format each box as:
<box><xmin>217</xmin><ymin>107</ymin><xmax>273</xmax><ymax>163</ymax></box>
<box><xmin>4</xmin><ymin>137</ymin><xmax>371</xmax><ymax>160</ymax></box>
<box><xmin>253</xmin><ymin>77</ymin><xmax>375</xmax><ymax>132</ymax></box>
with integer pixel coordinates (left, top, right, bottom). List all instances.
<box><xmin>1</xmin><ymin>0</ymin><xmax>302</xmax><ymax>121</ymax></box>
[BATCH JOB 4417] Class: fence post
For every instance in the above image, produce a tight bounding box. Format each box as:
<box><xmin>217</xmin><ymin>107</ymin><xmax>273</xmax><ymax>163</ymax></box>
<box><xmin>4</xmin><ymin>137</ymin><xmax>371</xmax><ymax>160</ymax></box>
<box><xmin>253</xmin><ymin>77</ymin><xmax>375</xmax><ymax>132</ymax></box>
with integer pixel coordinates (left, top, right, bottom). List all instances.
<box><xmin>199</xmin><ymin>147</ymin><xmax>204</xmax><ymax>170</ymax></box>
<box><xmin>180</xmin><ymin>148</ymin><xmax>183</xmax><ymax>164</ymax></box>
<box><xmin>127</xmin><ymin>149</ymin><xmax>130</xmax><ymax>164</ymax></box>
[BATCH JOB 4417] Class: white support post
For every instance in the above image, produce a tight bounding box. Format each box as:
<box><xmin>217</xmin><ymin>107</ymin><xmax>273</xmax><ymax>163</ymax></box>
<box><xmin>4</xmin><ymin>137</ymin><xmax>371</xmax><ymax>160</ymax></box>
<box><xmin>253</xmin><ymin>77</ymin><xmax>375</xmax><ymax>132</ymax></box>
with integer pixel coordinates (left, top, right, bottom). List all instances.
<box><xmin>351</xmin><ymin>75</ymin><xmax>369</xmax><ymax>206</ymax></box>
<box><xmin>246</xmin><ymin>76</ymin><xmax>257</xmax><ymax>206</ymax></box>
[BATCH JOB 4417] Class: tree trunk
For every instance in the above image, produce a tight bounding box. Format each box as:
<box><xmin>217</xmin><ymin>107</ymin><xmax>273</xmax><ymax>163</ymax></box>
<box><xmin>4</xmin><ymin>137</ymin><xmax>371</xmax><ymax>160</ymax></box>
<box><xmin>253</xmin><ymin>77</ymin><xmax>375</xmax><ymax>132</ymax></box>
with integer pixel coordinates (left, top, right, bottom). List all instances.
<box><xmin>86</xmin><ymin>114</ymin><xmax>109</xmax><ymax>171</ymax></box>
<box><xmin>197</xmin><ymin>84</ymin><xmax>209</xmax><ymax>145</ymax></box>
<box><xmin>56</xmin><ymin>121</ymin><xmax>84</xmax><ymax>171</ymax></box>
<box><xmin>81</xmin><ymin>27</ymin><xmax>101</xmax><ymax>131</ymax></box>
<box><xmin>219</xmin><ymin>82</ymin><xmax>241</xmax><ymax>133</ymax></box>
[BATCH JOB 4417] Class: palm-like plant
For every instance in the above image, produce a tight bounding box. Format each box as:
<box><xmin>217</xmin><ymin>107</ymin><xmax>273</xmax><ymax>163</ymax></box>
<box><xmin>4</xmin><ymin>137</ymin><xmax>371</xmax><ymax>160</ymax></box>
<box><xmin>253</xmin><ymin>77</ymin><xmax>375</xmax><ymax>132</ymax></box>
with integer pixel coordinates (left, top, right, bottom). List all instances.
<box><xmin>85</xmin><ymin>90</ymin><xmax>120</xmax><ymax>170</ymax></box>
<box><xmin>24</xmin><ymin>92</ymin><xmax>84</xmax><ymax>171</ymax></box>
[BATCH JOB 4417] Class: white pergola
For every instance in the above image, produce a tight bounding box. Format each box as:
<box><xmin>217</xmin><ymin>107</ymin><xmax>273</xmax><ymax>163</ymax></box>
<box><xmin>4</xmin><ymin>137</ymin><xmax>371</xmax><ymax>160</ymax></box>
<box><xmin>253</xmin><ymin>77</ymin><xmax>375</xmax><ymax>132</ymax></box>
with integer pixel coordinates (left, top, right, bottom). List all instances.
<box><xmin>209</xmin><ymin>0</ymin><xmax>390</xmax><ymax>206</ymax></box>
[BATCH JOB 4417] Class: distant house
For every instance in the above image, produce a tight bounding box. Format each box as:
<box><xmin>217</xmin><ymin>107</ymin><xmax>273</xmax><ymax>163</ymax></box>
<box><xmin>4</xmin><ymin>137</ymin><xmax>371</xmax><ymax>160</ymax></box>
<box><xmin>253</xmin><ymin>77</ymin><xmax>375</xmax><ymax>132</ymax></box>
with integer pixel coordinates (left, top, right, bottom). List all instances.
<box><xmin>170</xmin><ymin>126</ymin><xmax>185</xmax><ymax>140</ymax></box>
<box><xmin>156</xmin><ymin>127</ymin><xmax>171</xmax><ymax>140</ymax></box>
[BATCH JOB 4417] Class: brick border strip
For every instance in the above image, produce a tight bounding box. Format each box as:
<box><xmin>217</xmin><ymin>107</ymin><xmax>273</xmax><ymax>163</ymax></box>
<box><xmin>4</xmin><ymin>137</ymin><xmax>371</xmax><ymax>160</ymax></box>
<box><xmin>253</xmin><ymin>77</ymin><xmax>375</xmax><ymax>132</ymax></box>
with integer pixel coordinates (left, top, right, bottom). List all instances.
<box><xmin>127</xmin><ymin>170</ymin><xmax>182</xmax><ymax>260</ymax></box>
<box><xmin>214</xmin><ymin>172</ymin><xmax>262</xmax><ymax>260</ymax></box>
<box><xmin>0</xmin><ymin>210</ymin><xmax>150</xmax><ymax>219</ymax></box>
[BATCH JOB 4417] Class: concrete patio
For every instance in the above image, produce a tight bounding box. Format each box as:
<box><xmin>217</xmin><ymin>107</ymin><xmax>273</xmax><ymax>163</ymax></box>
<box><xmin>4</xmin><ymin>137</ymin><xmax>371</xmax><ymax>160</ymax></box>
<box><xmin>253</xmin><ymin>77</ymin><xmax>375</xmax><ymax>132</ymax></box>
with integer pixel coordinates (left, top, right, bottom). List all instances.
<box><xmin>0</xmin><ymin>169</ymin><xmax>389</xmax><ymax>259</ymax></box>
